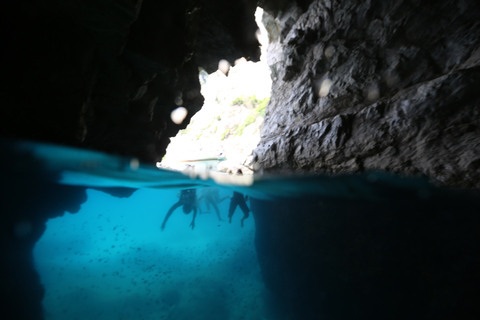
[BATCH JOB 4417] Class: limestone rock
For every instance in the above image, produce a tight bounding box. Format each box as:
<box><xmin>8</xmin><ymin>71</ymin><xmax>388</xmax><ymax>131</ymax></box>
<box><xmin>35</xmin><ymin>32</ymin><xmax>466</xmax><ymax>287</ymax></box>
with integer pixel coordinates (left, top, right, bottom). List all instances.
<box><xmin>254</xmin><ymin>0</ymin><xmax>480</xmax><ymax>188</ymax></box>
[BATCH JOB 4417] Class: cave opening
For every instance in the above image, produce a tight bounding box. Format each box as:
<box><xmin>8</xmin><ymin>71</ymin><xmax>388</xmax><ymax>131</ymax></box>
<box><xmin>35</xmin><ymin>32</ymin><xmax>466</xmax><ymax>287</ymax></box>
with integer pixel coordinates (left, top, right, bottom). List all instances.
<box><xmin>162</xmin><ymin>7</ymin><xmax>272</xmax><ymax>174</ymax></box>
<box><xmin>31</xmin><ymin>8</ymin><xmax>277</xmax><ymax>319</ymax></box>
<box><xmin>3</xmin><ymin>0</ymin><xmax>480</xmax><ymax>319</ymax></box>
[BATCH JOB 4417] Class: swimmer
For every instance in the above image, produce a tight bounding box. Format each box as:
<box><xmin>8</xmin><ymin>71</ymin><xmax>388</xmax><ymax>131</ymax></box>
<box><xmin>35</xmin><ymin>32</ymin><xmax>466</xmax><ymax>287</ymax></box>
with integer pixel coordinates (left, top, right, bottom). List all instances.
<box><xmin>197</xmin><ymin>187</ymin><xmax>229</xmax><ymax>221</ymax></box>
<box><xmin>228</xmin><ymin>192</ymin><xmax>250</xmax><ymax>227</ymax></box>
<box><xmin>161</xmin><ymin>189</ymin><xmax>198</xmax><ymax>230</ymax></box>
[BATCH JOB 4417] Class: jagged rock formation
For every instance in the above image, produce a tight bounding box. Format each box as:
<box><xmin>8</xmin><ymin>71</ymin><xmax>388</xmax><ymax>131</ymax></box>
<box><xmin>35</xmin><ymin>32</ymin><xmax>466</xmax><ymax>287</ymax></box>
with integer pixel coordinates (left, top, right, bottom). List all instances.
<box><xmin>253</xmin><ymin>0</ymin><xmax>480</xmax><ymax>188</ymax></box>
<box><xmin>251</xmin><ymin>1</ymin><xmax>480</xmax><ymax>319</ymax></box>
<box><xmin>0</xmin><ymin>1</ymin><xmax>259</xmax><ymax>319</ymax></box>
<box><xmin>0</xmin><ymin>0</ymin><xmax>259</xmax><ymax>163</ymax></box>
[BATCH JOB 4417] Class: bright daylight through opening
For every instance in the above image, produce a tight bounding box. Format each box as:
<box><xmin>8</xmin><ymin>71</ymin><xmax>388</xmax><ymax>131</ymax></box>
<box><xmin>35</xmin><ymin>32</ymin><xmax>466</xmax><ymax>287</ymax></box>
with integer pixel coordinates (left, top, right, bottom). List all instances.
<box><xmin>161</xmin><ymin>8</ymin><xmax>272</xmax><ymax>175</ymax></box>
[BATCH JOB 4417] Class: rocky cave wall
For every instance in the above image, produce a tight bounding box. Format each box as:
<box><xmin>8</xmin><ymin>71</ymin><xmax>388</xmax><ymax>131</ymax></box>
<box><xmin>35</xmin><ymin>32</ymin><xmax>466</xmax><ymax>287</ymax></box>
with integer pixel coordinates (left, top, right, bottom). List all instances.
<box><xmin>254</xmin><ymin>1</ymin><xmax>480</xmax><ymax>318</ymax></box>
<box><xmin>0</xmin><ymin>0</ymin><xmax>260</xmax><ymax>164</ymax></box>
<box><xmin>0</xmin><ymin>1</ymin><xmax>260</xmax><ymax>318</ymax></box>
<box><xmin>2</xmin><ymin>1</ymin><xmax>480</xmax><ymax>320</ymax></box>
<box><xmin>254</xmin><ymin>0</ymin><xmax>480</xmax><ymax>188</ymax></box>
<box><xmin>2</xmin><ymin>0</ymin><xmax>479</xmax><ymax>181</ymax></box>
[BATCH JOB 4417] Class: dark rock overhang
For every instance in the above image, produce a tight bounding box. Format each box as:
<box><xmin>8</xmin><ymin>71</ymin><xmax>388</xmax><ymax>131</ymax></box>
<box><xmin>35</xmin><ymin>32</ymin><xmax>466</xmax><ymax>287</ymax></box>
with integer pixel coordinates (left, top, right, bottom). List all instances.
<box><xmin>0</xmin><ymin>0</ymin><xmax>261</xmax><ymax>163</ymax></box>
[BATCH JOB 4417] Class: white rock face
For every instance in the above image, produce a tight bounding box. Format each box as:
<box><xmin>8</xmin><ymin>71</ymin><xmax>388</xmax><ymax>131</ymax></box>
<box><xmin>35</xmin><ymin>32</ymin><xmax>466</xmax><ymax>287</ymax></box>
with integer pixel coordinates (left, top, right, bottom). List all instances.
<box><xmin>163</xmin><ymin>59</ymin><xmax>272</xmax><ymax>174</ymax></box>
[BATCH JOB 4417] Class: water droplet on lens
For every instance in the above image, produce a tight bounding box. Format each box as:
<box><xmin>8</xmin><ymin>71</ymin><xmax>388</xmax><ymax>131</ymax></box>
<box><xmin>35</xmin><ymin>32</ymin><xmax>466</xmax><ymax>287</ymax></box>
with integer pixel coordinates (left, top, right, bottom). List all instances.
<box><xmin>318</xmin><ymin>79</ymin><xmax>333</xmax><ymax>97</ymax></box>
<box><xmin>130</xmin><ymin>158</ymin><xmax>139</xmax><ymax>170</ymax></box>
<box><xmin>367</xmin><ymin>85</ymin><xmax>380</xmax><ymax>101</ymax></box>
<box><xmin>170</xmin><ymin>107</ymin><xmax>188</xmax><ymax>125</ymax></box>
<box><xmin>218</xmin><ymin>59</ymin><xmax>231</xmax><ymax>75</ymax></box>
<box><xmin>324</xmin><ymin>46</ymin><xmax>335</xmax><ymax>58</ymax></box>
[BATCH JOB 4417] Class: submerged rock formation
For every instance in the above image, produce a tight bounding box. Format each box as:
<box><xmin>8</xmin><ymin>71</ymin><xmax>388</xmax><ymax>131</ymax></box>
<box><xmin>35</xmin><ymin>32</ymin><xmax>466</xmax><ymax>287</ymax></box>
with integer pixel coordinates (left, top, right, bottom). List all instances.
<box><xmin>252</xmin><ymin>178</ymin><xmax>480</xmax><ymax>320</ymax></box>
<box><xmin>252</xmin><ymin>1</ymin><xmax>480</xmax><ymax>319</ymax></box>
<box><xmin>253</xmin><ymin>0</ymin><xmax>480</xmax><ymax>188</ymax></box>
<box><xmin>0</xmin><ymin>144</ymin><xmax>88</xmax><ymax>320</ymax></box>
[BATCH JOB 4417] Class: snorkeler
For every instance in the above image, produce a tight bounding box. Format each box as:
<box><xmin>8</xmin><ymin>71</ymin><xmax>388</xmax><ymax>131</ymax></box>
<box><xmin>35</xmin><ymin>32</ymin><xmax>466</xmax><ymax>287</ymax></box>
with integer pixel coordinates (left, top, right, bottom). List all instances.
<box><xmin>161</xmin><ymin>189</ymin><xmax>197</xmax><ymax>230</ymax></box>
<box><xmin>228</xmin><ymin>192</ymin><xmax>250</xmax><ymax>227</ymax></box>
<box><xmin>197</xmin><ymin>187</ymin><xmax>229</xmax><ymax>221</ymax></box>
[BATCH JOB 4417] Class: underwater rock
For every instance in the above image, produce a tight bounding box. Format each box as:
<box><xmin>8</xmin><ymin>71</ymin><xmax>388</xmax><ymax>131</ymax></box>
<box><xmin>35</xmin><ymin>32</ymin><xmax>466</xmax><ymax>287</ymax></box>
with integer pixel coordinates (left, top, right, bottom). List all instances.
<box><xmin>0</xmin><ymin>143</ymin><xmax>89</xmax><ymax>319</ymax></box>
<box><xmin>0</xmin><ymin>181</ymin><xmax>87</xmax><ymax>319</ymax></box>
<box><xmin>251</xmin><ymin>178</ymin><xmax>480</xmax><ymax>319</ymax></box>
<box><xmin>253</xmin><ymin>0</ymin><xmax>480</xmax><ymax>188</ymax></box>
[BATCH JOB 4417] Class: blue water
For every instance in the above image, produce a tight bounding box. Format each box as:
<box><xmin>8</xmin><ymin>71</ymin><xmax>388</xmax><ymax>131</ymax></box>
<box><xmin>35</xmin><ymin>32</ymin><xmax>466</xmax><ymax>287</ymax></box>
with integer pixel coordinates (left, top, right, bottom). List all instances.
<box><xmin>34</xmin><ymin>188</ymin><xmax>263</xmax><ymax>320</ymax></box>
<box><xmin>4</xmin><ymin>139</ymin><xmax>479</xmax><ymax>319</ymax></box>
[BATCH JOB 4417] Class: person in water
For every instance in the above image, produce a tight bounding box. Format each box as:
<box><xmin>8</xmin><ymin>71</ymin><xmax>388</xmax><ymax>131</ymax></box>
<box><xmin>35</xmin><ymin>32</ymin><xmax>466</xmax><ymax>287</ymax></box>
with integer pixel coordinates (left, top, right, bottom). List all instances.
<box><xmin>197</xmin><ymin>187</ymin><xmax>229</xmax><ymax>221</ymax></box>
<box><xmin>228</xmin><ymin>191</ymin><xmax>250</xmax><ymax>227</ymax></box>
<box><xmin>161</xmin><ymin>189</ymin><xmax>197</xmax><ymax>230</ymax></box>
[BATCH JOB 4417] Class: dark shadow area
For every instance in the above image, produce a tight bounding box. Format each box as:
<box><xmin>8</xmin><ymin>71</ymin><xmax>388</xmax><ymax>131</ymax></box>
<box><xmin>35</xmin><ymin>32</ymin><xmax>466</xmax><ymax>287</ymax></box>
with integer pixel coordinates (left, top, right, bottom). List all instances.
<box><xmin>252</xmin><ymin>177</ymin><xmax>480</xmax><ymax>320</ymax></box>
<box><xmin>0</xmin><ymin>143</ymin><xmax>88</xmax><ymax>319</ymax></box>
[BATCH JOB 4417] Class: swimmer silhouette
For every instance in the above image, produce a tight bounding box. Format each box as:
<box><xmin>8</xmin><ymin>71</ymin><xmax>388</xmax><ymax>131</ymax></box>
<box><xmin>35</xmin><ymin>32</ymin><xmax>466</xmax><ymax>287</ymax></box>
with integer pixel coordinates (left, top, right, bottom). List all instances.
<box><xmin>228</xmin><ymin>192</ymin><xmax>250</xmax><ymax>227</ymax></box>
<box><xmin>227</xmin><ymin>169</ymin><xmax>250</xmax><ymax>227</ymax></box>
<box><xmin>161</xmin><ymin>189</ymin><xmax>197</xmax><ymax>230</ymax></box>
<box><xmin>197</xmin><ymin>187</ymin><xmax>229</xmax><ymax>221</ymax></box>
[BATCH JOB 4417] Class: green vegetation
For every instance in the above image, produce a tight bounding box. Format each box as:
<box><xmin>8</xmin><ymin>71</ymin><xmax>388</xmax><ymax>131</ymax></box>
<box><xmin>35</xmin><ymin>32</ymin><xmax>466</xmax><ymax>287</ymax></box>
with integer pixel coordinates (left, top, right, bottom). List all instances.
<box><xmin>180</xmin><ymin>95</ymin><xmax>270</xmax><ymax>143</ymax></box>
<box><xmin>231</xmin><ymin>96</ymin><xmax>245</xmax><ymax>106</ymax></box>
<box><xmin>231</xmin><ymin>95</ymin><xmax>265</xmax><ymax>109</ymax></box>
<box><xmin>202</xmin><ymin>118</ymin><xmax>216</xmax><ymax>131</ymax></box>
<box><xmin>220</xmin><ymin>129</ymin><xmax>230</xmax><ymax>140</ymax></box>
<box><xmin>179</xmin><ymin>126</ymin><xmax>191</xmax><ymax>135</ymax></box>
<box><xmin>231</xmin><ymin>96</ymin><xmax>270</xmax><ymax>136</ymax></box>
<box><xmin>256</xmin><ymin>97</ymin><xmax>269</xmax><ymax>117</ymax></box>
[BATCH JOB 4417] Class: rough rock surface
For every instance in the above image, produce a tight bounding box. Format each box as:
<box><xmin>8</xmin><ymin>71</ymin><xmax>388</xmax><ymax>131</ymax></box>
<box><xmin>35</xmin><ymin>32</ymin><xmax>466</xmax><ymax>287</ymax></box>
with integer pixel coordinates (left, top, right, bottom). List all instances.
<box><xmin>253</xmin><ymin>0</ymin><xmax>480</xmax><ymax>188</ymax></box>
<box><xmin>0</xmin><ymin>0</ymin><xmax>259</xmax><ymax>163</ymax></box>
<box><xmin>0</xmin><ymin>1</ymin><xmax>259</xmax><ymax>319</ymax></box>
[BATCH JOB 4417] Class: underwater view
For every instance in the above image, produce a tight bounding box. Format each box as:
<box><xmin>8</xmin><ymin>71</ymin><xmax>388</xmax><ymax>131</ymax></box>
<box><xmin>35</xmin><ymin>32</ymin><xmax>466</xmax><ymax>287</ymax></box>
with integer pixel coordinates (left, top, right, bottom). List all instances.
<box><xmin>2</xmin><ymin>139</ymin><xmax>480</xmax><ymax>320</ymax></box>
<box><xmin>34</xmin><ymin>187</ymin><xmax>264</xmax><ymax>320</ymax></box>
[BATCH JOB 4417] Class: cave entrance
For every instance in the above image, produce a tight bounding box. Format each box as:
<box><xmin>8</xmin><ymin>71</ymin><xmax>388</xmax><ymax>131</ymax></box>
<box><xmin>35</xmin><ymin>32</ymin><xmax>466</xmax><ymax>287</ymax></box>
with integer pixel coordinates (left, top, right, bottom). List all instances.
<box><xmin>32</xmin><ymin>7</ymin><xmax>276</xmax><ymax>320</ymax></box>
<box><xmin>161</xmin><ymin>8</ymin><xmax>272</xmax><ymax>174</ymax></box>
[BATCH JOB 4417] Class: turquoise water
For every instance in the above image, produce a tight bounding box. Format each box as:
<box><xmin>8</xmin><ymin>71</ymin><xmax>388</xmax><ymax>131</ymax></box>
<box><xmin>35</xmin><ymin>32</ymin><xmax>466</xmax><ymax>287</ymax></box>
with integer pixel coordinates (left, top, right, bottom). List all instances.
<box><xmin>34</xmin><ymin>187</ymin><xmax>263</xmax><ymax>320</ymax></box>
<box><xmin>3</xmin><ymin>140</ymin><xmax>480</xmax><ymax>319</ymax></box>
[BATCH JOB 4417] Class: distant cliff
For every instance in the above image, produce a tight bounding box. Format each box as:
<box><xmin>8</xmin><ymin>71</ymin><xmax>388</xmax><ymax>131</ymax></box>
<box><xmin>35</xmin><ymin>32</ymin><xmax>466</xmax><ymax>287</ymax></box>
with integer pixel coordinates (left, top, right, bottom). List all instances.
<box><xmin>163</xmin><ymin>60</ymin><xmax>271</xmax><ymax>173</ymax></box>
